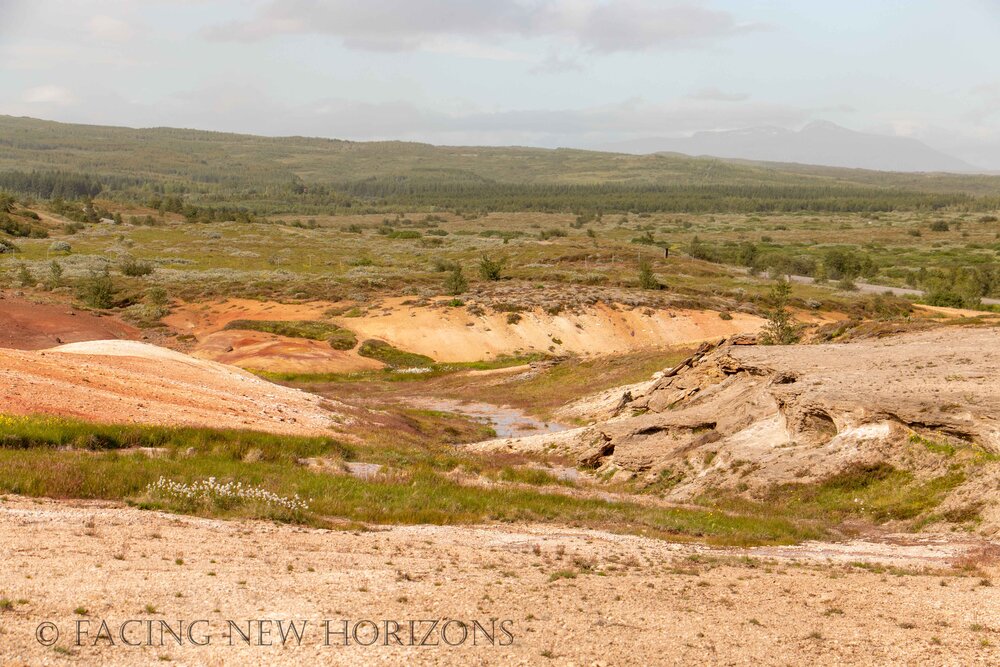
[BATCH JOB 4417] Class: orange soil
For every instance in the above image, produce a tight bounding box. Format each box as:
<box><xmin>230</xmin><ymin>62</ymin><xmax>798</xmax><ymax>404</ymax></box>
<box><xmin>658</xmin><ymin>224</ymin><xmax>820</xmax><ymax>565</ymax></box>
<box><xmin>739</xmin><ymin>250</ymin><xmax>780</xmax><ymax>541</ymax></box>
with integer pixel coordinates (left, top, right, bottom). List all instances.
<box><xmin>193</xmin><ymin>330</ymin><xmax>383</xmax><ymax>374</ymax></box>
<box><xmin>0</xmin><ymin>292</ymin><xmax>138</xmax><ymax>350</ymax></box>
<box><xmin>166</xmin><ymin>298</ymin><xmax>769</xmax><ymax>368</ymax></box>
<box><xmin>163</xmin><ymin>298</ymin><xmax>339</xmax><ymax>335</ymax></box>
<box><xmin>331</xmin><ymin>298</ymin><xmax>766</xmax><ymax>362</ymax></box>
<box><xmin>163</xmin><ymin>298</ymin><xmax>382</xmax><ymax>373</ymax></box>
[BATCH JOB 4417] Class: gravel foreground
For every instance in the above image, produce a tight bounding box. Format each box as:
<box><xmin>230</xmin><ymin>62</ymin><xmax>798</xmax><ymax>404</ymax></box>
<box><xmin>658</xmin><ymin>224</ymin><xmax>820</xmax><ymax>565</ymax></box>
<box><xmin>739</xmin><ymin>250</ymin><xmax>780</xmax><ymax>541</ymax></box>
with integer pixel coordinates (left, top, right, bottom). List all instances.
<box><xmin>1</xmin><ymin>497</ymin><xmax>999</xmax><ymax>666</ymax></box>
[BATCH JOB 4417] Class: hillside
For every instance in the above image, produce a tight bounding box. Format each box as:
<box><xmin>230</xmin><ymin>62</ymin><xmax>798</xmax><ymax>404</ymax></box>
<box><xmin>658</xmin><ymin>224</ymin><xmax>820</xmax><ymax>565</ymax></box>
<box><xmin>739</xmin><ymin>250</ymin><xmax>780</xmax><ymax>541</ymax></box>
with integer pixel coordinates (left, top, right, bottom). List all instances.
<box><xmin>3</xmin><ymin>115</ymin><xmax>1000</xmax><ymax>213</ymax></box>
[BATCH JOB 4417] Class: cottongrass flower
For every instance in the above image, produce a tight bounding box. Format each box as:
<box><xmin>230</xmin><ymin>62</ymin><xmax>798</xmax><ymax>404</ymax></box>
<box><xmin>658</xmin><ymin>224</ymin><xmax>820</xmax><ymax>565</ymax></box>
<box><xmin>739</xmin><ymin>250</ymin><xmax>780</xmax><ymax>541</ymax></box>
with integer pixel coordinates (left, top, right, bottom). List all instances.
<box><xmin>145</xmin><ymin>476</ymin><xmax>309</xmax><ymax>513</ymax></box>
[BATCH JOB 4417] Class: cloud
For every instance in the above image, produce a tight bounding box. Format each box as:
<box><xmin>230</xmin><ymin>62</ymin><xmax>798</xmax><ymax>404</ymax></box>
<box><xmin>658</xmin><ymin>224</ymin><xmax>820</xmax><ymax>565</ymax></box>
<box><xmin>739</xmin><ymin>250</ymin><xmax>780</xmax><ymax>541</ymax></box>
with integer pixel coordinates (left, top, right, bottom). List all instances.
<box><xmin>21</xmin><ymin>85</ymin><xmax>77</xmax><ymax>106</ymax></box>
<box><xmin>114</xmin><ymin>86</ymin><xmax>811</xmax><ymax>148</ymax></box>
<box><xmin>687</xmin><ymin>87</ymin><xmax>749</xmax><ymax>102</ymax></box>
<box><xmin>86</xmin><ymin>15</ymin><xmax>136</xmax><ymax>41</ymax></box>
<box><xmin>205</xmin><ymin>0</ymin><xmax>759</xmax><ymax>54</ymax></box>
<box><xmin>530</xmin><ymin>52</ymin><xmax>584</xmax><ymax>74</ymax></box>
<box><xmin>0</xmin><ymin>0</ymin><xmax>33</xmax><ymax>36</ymax></box>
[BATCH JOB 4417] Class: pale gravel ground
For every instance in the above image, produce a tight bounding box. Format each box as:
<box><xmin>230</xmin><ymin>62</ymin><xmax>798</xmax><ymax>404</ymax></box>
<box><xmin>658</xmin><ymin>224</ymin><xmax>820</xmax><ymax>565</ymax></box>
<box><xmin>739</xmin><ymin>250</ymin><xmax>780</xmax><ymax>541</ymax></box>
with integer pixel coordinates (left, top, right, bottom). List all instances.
<box><xmin>2</xmin><ymin>497</ymin><xmax>1000</xmax><ymax>666</ymax></box>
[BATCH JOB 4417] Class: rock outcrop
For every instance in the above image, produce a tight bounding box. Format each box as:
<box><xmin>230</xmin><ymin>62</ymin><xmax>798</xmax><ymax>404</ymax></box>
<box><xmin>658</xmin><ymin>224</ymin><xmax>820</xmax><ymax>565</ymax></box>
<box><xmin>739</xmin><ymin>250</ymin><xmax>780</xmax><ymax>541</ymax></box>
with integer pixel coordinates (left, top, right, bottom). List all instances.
<box><xmin>475</xmin><ymin>327</ymin><xmax>1000</xmax><ymax>528</ymax></box>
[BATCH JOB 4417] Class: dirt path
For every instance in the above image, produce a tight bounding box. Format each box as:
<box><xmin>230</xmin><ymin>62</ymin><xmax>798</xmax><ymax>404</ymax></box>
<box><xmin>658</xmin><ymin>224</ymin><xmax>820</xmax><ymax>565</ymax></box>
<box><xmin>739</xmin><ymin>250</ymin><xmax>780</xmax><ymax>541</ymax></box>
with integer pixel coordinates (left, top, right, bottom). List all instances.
<box><xmin>1</xmin><ymin>497</ymin><xmax>999</xmax><ymax>666</ymax></box>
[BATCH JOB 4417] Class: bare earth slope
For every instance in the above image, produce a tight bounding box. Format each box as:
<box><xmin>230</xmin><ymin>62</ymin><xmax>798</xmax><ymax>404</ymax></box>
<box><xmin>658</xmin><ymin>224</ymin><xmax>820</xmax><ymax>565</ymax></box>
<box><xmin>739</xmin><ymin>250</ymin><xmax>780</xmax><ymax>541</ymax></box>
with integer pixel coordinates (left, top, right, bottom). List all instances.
<box><xmin>0</xmin><ymin>293</ymin><xmax>138</xmax><ymax>350</ymax></box>
<box><xmin>163</xmin><ymin>297</ymin><xmax>768</xmax><ymax>371</ymax></box>
<box><xmin>475</xmin><ymin>328</ymin><xmax>1000</xmax><ymax>531</ymax></box>
<box><xmin>0</xmin><ymin>340</ymin><xmax>347</xmax><ymax>436</ymax></box>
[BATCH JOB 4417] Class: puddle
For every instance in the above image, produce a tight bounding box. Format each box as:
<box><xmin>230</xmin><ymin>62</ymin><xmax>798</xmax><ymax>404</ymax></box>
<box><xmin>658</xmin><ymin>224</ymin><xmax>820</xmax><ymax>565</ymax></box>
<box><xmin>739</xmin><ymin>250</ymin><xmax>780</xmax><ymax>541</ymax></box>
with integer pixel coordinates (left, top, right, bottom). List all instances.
<box><xmin>344</xmin><ymin>462</ymin><xmax>382</xmax><ymax>480</ymax></box>
<box><xmin>407</xmin><ymin>397</ymin><xmax>570</xmax><ymax>439</ymax></box>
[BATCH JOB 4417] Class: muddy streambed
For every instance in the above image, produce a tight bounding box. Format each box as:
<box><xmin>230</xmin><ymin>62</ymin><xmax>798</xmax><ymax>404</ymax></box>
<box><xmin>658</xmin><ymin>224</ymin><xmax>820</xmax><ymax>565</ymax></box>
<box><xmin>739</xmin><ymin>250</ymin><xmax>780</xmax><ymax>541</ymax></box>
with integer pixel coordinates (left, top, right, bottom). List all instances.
<box><xmin>406</xmin><ymin>397</ymin><xmax>570</xmax><ymax>439</ymax></box>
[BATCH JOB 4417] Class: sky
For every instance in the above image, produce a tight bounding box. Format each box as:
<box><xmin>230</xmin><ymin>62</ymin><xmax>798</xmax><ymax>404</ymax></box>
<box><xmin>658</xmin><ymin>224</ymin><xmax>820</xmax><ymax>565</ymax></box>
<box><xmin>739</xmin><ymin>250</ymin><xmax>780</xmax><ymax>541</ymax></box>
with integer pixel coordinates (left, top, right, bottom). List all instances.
<box><xmin>2</xmin><ymin>0</ymin><xmax>1000</xmax><ymax>168</ymax></box>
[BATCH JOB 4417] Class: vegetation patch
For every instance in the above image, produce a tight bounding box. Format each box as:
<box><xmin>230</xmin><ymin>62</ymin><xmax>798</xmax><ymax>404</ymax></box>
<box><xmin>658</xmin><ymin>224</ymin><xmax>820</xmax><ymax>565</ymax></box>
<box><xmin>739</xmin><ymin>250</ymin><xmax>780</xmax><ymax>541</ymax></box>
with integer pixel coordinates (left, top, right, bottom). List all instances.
<box><xmin>705</xmin><ymin>463</ymin><xmax>966</xmax><ymax>525</ymax></box>
<box><xmin>0</xmin><ymin>415</ymin><xmax>818</xmax><ymax>545</ymax></box>
<box><xmin>358</xmin><ymin>339</ymin><xmax>436</xmax><ymax>368</ymax></box>
<box><xmin>224</xmin><ymin>319</ymin><xmax>357</xmax><ymax>350</ymax></box>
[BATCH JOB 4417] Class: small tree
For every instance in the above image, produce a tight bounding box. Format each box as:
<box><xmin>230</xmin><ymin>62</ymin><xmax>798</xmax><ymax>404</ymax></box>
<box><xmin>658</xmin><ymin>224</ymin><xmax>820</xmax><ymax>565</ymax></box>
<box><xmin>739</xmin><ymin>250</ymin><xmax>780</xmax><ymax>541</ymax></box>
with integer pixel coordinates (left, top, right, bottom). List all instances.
<box><xmin>478</xmin><ymin>253</ymin><xmax>506</xmax><ymax>281</ymax></box>
<box><xmin>46</xmin><ymin>260</ymin><xmax>63</xmax><ymax>289</ymax></box>
<box><xmin>17</xmin><ymin>263</ymin><xmax>35</xmax><ymax>288</ymax></box>
<box><xmin>444</xmin><ymin>266</ymin><xmax>468</xmax><ymax>295</ymax></box>
<box><xmin>759</xmin><ymin>280</ymin><xmax>799</xmax><ymax>345</ymax></box>
<box><xmin>79</xmin><ymin>268</ymin><xmax>116</xmax><ymax>309</ymax></box>
<box><xmin>638</xmin><ymin>258</ymin><xmax>661</xmax><ymax>290</ymax></box>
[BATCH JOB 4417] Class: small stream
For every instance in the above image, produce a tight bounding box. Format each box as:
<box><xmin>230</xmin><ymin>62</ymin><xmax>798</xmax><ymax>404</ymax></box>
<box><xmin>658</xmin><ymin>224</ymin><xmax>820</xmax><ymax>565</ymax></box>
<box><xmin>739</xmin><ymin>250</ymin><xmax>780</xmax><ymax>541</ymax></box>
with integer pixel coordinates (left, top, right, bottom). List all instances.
<box><xmin>407</xmin><ymin>397</ymin><xmax>570</xmax><ymax>439</ymax></box>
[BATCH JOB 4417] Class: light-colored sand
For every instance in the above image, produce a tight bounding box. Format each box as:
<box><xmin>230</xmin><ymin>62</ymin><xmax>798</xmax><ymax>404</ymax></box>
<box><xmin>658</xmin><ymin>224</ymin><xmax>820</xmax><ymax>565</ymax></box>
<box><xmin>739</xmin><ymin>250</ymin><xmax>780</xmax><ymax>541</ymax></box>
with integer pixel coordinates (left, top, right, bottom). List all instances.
<box><xmin>1</xmin><ymin>496</ymin><xmax>999</xmax><ymax>666</ymax></box>
<box><xmin>54</xmin><ymin>340</ymin><xmax>204</xmax><ymax>364</ymax></box>
<box><xmin>0</xmin><ymin>341</ymin><xmax>348</xmax><ymax>435</ymax></box>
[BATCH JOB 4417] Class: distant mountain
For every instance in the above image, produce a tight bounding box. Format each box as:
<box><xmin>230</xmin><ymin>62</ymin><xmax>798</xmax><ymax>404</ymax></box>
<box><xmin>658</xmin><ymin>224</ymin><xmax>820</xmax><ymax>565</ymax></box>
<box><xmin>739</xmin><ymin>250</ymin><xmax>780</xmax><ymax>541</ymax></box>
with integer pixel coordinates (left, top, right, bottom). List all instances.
<box><xmin>605</xmin><ymin>121</ymin><xmax>980</xmax><ymax>173</ymax></box>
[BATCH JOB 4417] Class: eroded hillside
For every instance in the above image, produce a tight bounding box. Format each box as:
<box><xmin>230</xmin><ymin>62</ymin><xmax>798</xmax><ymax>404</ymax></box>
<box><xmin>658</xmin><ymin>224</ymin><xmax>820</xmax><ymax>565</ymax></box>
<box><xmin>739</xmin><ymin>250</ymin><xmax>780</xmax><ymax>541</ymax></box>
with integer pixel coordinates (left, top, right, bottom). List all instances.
<box><xmin>475</xmin><ymin>327</ymin><xmax>1000</xmax><ymax>533</ymax></box>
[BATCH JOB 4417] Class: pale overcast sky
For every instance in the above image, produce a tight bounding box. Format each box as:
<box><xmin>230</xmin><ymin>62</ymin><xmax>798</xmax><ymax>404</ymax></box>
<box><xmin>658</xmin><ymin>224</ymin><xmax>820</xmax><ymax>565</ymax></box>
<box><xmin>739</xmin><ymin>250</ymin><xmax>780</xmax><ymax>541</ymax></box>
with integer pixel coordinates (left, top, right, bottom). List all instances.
<box><xmin>2</xmin><ymin>0</ymin><xmax>1000</xmax><ymax>167</ymax></box>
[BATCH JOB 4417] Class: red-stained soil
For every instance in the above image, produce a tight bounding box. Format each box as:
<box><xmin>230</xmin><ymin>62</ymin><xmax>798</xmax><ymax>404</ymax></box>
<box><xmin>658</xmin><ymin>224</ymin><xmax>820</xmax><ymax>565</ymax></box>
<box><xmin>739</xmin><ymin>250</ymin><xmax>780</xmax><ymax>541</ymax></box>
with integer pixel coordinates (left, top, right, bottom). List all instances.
<box><xmin>0</xmin><ymin>291</ymin><xmax>139</xmax><ymax>350</ymax></box>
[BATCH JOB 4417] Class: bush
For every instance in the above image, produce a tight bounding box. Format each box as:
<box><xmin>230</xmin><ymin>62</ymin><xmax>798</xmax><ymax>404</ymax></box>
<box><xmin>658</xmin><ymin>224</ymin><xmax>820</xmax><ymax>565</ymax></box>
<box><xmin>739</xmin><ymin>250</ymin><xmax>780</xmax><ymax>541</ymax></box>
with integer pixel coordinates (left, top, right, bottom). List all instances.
<box><xmin>478</xmin><ymin>253</ymin><xmax>506</xmax><ymax>281</ymax></box>
<box><xmin>16</xmin><ymin>263</ymin><xmax>35</xmax><ymax>288</ymax></box>
<box><xmin>79</xmin><ymin>269</ymin><xmax>116</xmax><ymax>309</ymax></box>
<box><xmin>120</xmin><ymin>257</ymin><xmax>155</xmax><ymax>277</ymax></box>
<box><xmin>539</xmin><ymin>228</ymin><xmax>567</xmax><ymax>240</ymax></box>
<box><xmin>146</xmin><ymin>286</ymin><xmax>170</xmax><ymax>308</ymax></box>
<box><xmin>49</xmin><ymin>240</ymin><xmax>71</xmax><ymax>254</ymax></box>
<box><xmin>443</xmin><ymin>266</ymin><xmax>467</xmax><ymax>295</ymax></box>
<box><xmin>387</xmin><ymin>230</ymin><xmax>421</xmax><ymax>239</ymax></box>
<box><xmin>431</xmin><ymin>258</ymin><xmax>459</xmax><ymax>272</ymax></box>
<box><xmin>929</xmin><ymin>220</ymin><xmax>950</xmax><ymax>232</ymax></box>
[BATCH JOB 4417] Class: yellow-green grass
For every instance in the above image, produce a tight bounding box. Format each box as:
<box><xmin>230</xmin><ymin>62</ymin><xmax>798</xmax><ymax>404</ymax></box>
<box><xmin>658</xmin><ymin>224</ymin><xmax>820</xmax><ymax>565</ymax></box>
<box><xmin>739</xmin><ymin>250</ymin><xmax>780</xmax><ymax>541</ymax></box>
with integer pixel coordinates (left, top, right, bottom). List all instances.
<box><xmin>0</xmin><ymin>415</ymin><xmax>819</xmax><ymax>546</ymax></box>
<box><xmin>700</xmin><ymin>463</ymin><xmax>967</xmax><ymax>526</ymax></box>
<box><xmin>254</xmin><ymin>353</ymin><xmax>546</xmax><ymax>384</ymax></box>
